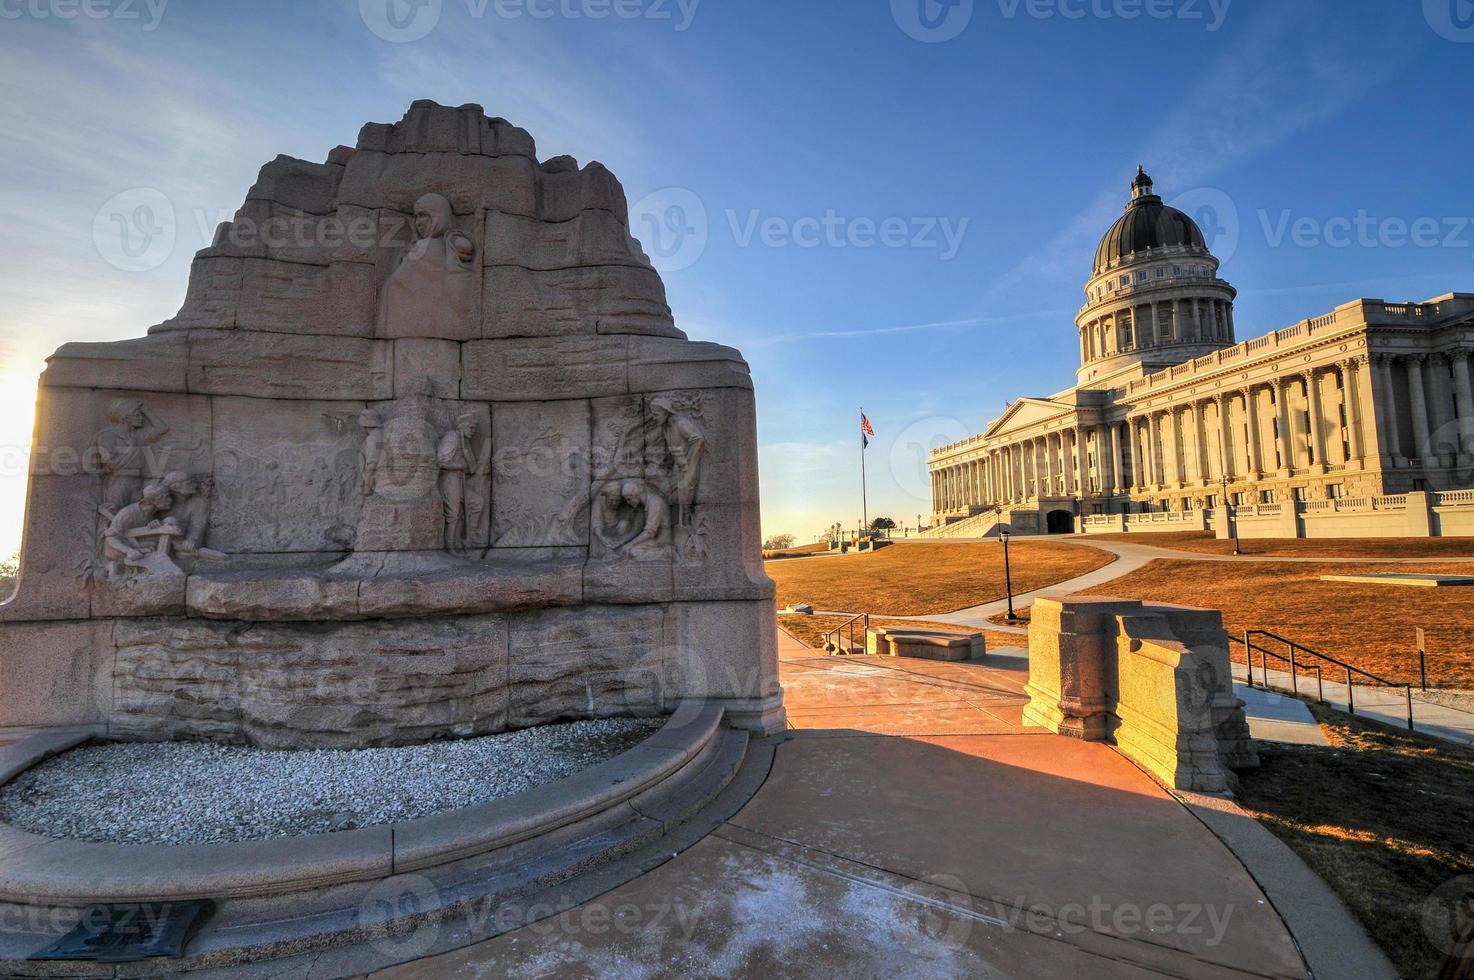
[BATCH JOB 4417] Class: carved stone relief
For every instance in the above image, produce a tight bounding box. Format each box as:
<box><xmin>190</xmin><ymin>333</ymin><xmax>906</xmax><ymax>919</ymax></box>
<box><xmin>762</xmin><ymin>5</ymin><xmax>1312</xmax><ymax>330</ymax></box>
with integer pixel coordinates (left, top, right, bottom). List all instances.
<box><xmin>378</xmin><ymin>192</ymin><xmax>478</xmax><ymax>339</ymax></box>
<box><xmin>490</xmin><ymin>400</ymin><xmax>590</xmax><ymax>549</ymax></box>
<box><xmin>438</xmin><ymin>412</ymin><xmax>489</xmax><ymax>554</ymax></box>
<box><xmin>592</xmin><ymin>479</ymin><xmax>670</xmax><ymax>561</ymax></box>
<box><xmin>94</xmin><ymin>399</ymin><xmax>170</xmax><ymax>514</ymax></box>
<box><xmin>101</xmin><ymin>481</ymin><xmax>180</xmax><ymax>580</ymax></box>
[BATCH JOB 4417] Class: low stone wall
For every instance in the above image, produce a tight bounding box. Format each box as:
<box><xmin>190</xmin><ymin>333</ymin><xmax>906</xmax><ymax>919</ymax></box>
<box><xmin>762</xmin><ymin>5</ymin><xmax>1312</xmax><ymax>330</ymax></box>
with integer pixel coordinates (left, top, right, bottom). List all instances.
<box><xmin>1023</xmin><ymin>598</ymin><xmax>1257</xmax><ymax>793</ymax></box>
<box><xmin>5</xmin><ymin>601</ymin><xmax>778</xmax><ymax>748</ymax></box>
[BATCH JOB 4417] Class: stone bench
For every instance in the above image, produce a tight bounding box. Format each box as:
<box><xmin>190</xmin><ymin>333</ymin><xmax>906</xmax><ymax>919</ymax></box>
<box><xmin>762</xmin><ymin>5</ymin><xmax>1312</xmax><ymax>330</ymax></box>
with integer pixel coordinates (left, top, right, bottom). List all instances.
<box><xmin>866</xmin><ymin>627</ymin><xmax>984</xmax><ymax>662</ymax></box>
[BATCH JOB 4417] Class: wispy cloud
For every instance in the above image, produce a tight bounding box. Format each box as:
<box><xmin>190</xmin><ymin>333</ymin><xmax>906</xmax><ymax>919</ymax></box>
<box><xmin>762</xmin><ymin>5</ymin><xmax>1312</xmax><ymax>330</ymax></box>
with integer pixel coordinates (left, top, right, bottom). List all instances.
<box><xmin>738</xmin><ymin>308</ymin><xmax>1072</xmax><ymax>349</ymax></box>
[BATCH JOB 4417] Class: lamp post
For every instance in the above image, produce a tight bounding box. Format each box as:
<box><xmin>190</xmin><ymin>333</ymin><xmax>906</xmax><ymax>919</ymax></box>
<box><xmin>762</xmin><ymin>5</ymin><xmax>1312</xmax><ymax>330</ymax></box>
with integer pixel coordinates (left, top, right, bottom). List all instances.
<box><xmin>1000</xmin><ymin>526</ymin><xmax>1020</xmax><ymax>623</ymax></box>
<box><xmin>1218</xmin><ymin>446</ymin><xmax>1242</xmax><ymax>556</ymax></box>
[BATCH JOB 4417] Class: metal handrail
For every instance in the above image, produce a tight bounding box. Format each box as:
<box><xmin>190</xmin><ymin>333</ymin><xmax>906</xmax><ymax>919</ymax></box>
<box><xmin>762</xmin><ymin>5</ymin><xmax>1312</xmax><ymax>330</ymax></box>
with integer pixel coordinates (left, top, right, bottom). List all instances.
<box><xmin>1233</xmin><ymin>635</ymin><xmax>1324</xmax><ymax>703</ymax></box>
<box><xmin>822</xmin><ymin>614</ymin><xmax>870</xmax><ymax>656</ymax></box>
<box><xmin>1242</xmin><ymin>629</ymin><xmax>1414</xmax><ymax>731</ymax></box>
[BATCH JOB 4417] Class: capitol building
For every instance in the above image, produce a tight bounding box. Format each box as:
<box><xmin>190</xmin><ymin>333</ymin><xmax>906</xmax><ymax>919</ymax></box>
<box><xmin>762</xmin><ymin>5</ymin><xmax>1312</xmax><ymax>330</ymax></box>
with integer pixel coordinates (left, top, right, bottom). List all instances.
<box><xmin>927</xmin><ymin>168</ymin><xmax>1474</xmax><ymax>540</ymax></box>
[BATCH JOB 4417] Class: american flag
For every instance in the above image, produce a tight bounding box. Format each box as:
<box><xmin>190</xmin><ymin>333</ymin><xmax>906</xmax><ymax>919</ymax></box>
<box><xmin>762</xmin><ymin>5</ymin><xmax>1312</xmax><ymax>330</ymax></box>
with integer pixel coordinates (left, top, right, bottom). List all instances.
<box><xmin>860</xmin><ymin>412</ymin><xmax>875</xmax><ymax>448</ymax></box>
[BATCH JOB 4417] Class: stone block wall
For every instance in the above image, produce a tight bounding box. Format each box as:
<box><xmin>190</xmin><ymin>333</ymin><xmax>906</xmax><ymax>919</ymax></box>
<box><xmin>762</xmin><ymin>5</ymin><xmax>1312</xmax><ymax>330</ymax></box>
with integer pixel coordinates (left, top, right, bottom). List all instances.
<box><xmin>1024</xmin><ymin>598</ymin><xmax>1257</xmax><ymax>793</ymax></box>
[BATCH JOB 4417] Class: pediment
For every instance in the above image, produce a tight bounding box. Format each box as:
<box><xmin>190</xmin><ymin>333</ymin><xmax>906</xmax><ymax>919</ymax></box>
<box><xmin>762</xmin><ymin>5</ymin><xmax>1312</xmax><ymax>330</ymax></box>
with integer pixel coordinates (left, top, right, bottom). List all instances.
<box><xmin>984</xmin><ymin>397</ymin><xmax>1075</xmax><ymax>439</ymax></box>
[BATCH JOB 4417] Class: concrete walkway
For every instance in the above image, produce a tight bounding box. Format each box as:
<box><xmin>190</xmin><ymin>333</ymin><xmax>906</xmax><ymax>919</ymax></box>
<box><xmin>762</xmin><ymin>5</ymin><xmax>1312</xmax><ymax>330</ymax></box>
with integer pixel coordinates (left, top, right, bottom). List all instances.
<box><xmin>367</xmin><ymin>633</ymin><xmax>1394</xmax><ymax>979</ymax></box>
<box><xmin>1247</xmin><ymin>662</ymin><xmax>1474</xmax><ymax>747</ymax></box>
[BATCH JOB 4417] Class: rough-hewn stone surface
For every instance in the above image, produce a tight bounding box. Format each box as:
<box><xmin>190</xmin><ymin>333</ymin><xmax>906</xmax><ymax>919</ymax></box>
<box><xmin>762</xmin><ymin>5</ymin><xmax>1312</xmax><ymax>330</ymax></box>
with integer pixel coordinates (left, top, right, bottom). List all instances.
<box><xmin>1023</xmin><ymin>598</ymin><xmax>1257</xmax><ymax>793</ymax></box>
<box><xmin>0</xmin><ymin>100</ymin><xmax>784</xmax><ymax>747</ymax></box>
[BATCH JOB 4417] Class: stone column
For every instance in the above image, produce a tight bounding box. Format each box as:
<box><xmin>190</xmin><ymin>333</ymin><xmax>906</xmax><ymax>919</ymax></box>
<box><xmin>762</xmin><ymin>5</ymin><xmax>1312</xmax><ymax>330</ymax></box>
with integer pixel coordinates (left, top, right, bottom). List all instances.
<box><xmin>1110</xmin><ymin>422</ymin><xmax>1125</xmax><ymax>495</ymax></box>
<box><xmin>1305</xmin><ymin>369</ymin><xmax>1328</xmax><ymax>474</ymax></box>
<box><xmin>1406</xmin><ymin>355</ymin><xmax>1431</xmax><ymax>463</ymax></box>
<box><xmin>1044</xmin><ymin>433</ymin><xmax>1057</xmax><ymax>496</ymax></box>
<box><xmin>1169</xmin><ymin>408</ymin><xmax>1186</xmax><ymax>488</ymax></box>
<box><xmin>1226</xmin><ymin>303</ymin><xmax>1235</xmax><ymax>341</ymax></box>
<box><xmin>1340</xmin><ymin>358</ymin><xmax>1365</xmax><ymax>467</ymax></box>
<box><xmin>1146</xmin><ymin>412</ymin><xmax>1163</xmax><ymax>489</ymax></box>
<box><xmin>1427</xmin><ymin>354</ymin><xmax>1456</xmax><ymax>449</ymax></box>
<box><xmin>1193</xmin><ymin>400</ymin><xmax>1210</xmax><ymax>484</ymax></box>
<box><xmin>1271</xmin><ymin>378</ymin><xmax>1292</xmax><ymax>476</ymax></box>
<box><xmin>1075</xmin><ymin>427</ymin><xmax>1090</xmax><ymax>496</ymax></box>
<box><xmin>1215</xmin><ymin>394</ymin><xmax>1233</xmax><ymax>481</ymax></box>
<box><xmin>1373</xmin><ymin>354</ymin><xmax>1401</xmax><ymax>464</ymax></box>
<box><xmin>1243</xmin><ymin>386</ymin><xmax>1263</xmax><ymax>480</ymax></box>
<box><xmin>1452</xmin><ymin>351</ymin><xmax>1474</xmax><ymax>456</ymax></box>
<box><xmin>1095</xmin><ymin>423</ymin><xmax>1112</xmax><ymax>495</ymax></box>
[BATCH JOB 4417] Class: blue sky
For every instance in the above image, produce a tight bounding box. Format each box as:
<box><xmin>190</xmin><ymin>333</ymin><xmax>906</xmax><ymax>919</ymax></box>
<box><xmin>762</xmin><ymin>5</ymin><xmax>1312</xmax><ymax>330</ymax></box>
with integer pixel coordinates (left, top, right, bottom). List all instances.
<box><xmin>1</xmin><ymin>0</ymin><xmax>1472</xmax><ymax>550</ymax></box>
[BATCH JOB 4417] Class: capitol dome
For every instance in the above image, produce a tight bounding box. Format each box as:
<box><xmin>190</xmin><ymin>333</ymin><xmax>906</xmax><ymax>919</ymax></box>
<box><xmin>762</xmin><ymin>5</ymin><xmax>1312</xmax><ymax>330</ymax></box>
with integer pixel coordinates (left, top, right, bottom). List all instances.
<box><xmin>1074</xmin><ymin>166</ymin><xmax>1237</xmax><ymax>386</ymax></box>
<box><xmin>1092</xmin><ymin>168</ymin><xmax>1209</xmax><ymax>276</ymax></box>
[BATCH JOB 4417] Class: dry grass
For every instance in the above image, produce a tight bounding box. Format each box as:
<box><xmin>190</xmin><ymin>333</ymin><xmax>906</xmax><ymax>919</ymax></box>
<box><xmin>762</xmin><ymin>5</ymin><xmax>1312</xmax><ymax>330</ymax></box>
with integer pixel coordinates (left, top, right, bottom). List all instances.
<box><xmin>1073</xmin><ymin>559</ymin><xmax>1474</xmax><ymax>687</ymax></box>
<box><xmin>777</xmin><ymin>614</ymin><xmax>1019</xmax><ymax>656</ymax></box>
<box><xmin>1088</xmin><ymin>530</ymin><xmax>1474</xmax><ymax>558</ymax></box>
<box><xmin>765</xmin><ymin>540</ymin><xmax>1114</xmax><ymax>616</ymax></box>
<box><xmin>1236</xmin><ymin>702</ymin><xmax>1474</xmax><ymax>979</ymax></box>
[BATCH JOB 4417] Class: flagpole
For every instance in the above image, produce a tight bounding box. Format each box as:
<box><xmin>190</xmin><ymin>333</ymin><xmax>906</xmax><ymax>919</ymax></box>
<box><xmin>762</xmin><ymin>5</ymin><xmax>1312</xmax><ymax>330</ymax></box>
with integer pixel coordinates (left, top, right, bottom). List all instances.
<box><xmin>860</xmin><ymin>408</ymin><xmax>869</xmax><ymax>536</ymax></box>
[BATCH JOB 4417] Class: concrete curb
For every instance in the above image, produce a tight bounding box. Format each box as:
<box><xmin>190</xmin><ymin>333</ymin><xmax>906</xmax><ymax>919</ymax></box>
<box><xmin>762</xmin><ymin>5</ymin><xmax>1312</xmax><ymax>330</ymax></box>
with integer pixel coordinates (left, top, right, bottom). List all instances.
<box><xmin>1175</xmin><ymin>789</ymin><xmax>1398</xmax><ymax>980</ymax></box>
<box><xmin>0</xmin><ymin>703</ymin><xmax>726</xmax><ymax>905</ymax></box>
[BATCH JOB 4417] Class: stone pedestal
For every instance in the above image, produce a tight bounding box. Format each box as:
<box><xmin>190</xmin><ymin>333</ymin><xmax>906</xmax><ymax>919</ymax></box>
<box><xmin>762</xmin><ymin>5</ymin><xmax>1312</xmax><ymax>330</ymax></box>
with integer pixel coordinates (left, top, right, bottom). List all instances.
<box><xmin>1024</xmin><ymin>597</ymin><xmax>1257</xmax><ymax>793</ymax></box>
<box><xmin>354</xmin><ymin>496</ymin><xmax>444</xmax><ymax>551</ymax></box>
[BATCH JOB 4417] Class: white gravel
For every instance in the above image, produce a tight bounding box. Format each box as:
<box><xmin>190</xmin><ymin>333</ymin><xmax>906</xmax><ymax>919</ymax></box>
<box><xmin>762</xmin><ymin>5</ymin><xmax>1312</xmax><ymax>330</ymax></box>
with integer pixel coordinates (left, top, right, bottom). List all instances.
<box><xmin>0</xmin><ymin>718</ymin><xmax>660</xmax><ymax>846</ymax></box>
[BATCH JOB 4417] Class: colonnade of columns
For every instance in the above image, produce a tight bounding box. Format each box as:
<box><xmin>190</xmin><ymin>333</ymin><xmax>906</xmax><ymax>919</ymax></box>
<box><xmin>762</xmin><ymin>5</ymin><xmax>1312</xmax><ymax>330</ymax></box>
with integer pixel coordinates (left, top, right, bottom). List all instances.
<box><xmin>931</xmin><ymin>424</ymin><xmax>1118</xmax><ymax>513</ymax></box>
<box><xmin>1079</xmin><ymin>297</ymin><xmax>1234</xmax><ymax>362</ymax></box>
<box><xmin>1370</xmin><ymin>350</ymin><xmax>1474</xmax><ymax>465</ymax></box>
<box><xmin>1121</xmin><ymin>356</ymin><xmax>1373</xmax><ymax>493</ymax></box>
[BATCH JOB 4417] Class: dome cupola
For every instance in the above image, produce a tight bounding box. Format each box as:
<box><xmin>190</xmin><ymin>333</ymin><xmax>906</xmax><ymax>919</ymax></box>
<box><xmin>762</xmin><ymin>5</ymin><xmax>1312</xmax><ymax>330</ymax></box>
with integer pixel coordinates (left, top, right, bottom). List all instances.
<box><xmin>1074</xmin><ymin>168</ymin><xmax>1238</xmax><ymax>386</ymax></box>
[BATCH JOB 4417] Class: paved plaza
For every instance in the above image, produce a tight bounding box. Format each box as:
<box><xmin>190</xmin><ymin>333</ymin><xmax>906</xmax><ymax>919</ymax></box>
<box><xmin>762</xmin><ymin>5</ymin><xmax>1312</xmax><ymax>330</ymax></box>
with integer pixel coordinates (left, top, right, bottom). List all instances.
<box><xmin>366</xmin><ymin>631</ymin><xmax>1393</xmax><ymax>979</ymax></box>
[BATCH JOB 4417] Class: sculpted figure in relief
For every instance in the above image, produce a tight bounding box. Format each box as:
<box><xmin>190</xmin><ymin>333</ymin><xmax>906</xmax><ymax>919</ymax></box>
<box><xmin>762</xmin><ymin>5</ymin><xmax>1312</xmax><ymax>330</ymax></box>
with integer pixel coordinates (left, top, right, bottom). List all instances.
<box><xmin>153</xmin><ymin>471</ymin><xmax>226</xmax><ymax>560</ymax></box>
<box><xmin>358</xmin><ymin>409</ymin><xmax>384</xmax><ymax>498</ymax></box>
<box><xmin>95</xmin><ymin>399</ymin><xmax>170</xmax><ymax>513</ymax></box>
<box><xmin>621</xmin><ymin>480</ymin><xmax>671</xmax><ymax>560</ymax></box>
<box><xmin>438</xmin><ymin>413</ymin><xmax>486</xmax><ymax>553</ymax></box>
<box><xmin>649</xmin><ymin>395</ymin><xmax>707</xmax><ymax>528</ymax></box>
<box><xmin>102</xmin><ymin>482</ymin><xmax>179</xmax><ymax>580</ymax></box>
<box><xmin>375</xmin><ymin>395</ymin><xmax>440</xmax><ymax>501</ymax></box>
<box><xmin>592</xmin><ymin>478</ymin><xmax>670</xmax><ymax>561</ymax></box>
<box><xmin>378</xmin><ymin>192</ymin><xmax>477</xmax><ymax>338</ymax></box>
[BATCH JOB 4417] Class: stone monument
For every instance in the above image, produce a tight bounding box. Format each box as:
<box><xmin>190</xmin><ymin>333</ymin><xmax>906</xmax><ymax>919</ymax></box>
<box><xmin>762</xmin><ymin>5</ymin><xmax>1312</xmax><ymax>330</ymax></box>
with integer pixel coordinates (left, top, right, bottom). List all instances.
<box><xmin>0</xmin><ymin>101</ymin><xmax>783</xmax><ymax>748</ymax></box>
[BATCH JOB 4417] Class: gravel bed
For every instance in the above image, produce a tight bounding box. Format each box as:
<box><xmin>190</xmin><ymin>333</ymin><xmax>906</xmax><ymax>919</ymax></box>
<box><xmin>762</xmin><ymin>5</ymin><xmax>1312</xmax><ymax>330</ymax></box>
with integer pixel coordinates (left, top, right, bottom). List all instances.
<box><xmin>0</xmin><ymin>718</ymin><xmax>661</xmax><ymax>846</ymax></box>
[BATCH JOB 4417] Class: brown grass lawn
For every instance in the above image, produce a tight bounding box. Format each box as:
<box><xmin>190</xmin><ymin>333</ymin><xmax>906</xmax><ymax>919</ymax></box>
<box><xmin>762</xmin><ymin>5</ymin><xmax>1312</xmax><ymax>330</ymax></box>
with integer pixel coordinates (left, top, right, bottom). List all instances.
<box><xmin>1073</xmin><ymin>559</ymin><xmax>1474</xmax><ymax>687</ymax></box>
<box><xmin>1236</xmin><ymin>702</ymin><xmax>1474</xmax><ymax>979</ymax></box>
<box><xmin>765</xmin><ymin>540</ymin><xmax>1114</xmax><ymax>616</ymax></box>
<box><xmin>1088</xmin><ymin>530</ymin><xmax>1474</xmax><ymax>559</ymax></box>
<box><xmin>777</xmin><ymin>614</ymin><xmax>1020</xmax><ymax>656</ymax></box>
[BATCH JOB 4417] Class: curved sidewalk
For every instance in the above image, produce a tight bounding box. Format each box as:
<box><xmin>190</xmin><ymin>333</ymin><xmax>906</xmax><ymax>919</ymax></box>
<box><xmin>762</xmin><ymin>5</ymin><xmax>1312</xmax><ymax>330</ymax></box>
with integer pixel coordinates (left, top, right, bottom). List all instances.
<box><xmin>359</xmin><ymin>633</ymin><xmax>1393</xmax><ymax>979</ymax></box>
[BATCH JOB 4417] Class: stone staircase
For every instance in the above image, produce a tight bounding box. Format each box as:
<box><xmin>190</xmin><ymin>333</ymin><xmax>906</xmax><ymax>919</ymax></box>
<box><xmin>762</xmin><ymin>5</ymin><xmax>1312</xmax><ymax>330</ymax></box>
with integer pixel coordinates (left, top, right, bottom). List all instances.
<box><xmin>921</xmin><ymin>509</ymin><xmax>1005</xmax><ymax>539</ymax></box>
